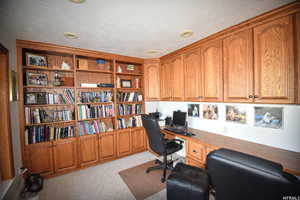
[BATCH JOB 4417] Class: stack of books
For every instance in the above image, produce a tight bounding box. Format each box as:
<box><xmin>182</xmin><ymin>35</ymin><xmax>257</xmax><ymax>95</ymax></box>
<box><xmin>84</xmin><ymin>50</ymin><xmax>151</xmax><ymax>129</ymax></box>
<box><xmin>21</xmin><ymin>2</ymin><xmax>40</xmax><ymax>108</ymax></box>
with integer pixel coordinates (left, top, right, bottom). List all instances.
<box><xmin>77</xmin><ymin>120</ymin><xmax>114</xmax><ymax>135</ymax></box>
<box><xmin>117</xmin><ymin>92</ymin><xmax>143</xmax><ymax>102</ymax></box>
<box><xmin>25</xmin><ymin>108</ymin><xmax>73</xmax><ymax>124</ymax></box>
<box><xmin>78</xmin><ymin>104</ymin><xmax>115</xmax><ymax>120</ymax></box>
<box><xmin>117</xmin><ymin>115</ymin><xmax>143</xmax><ymax>129</ymax></box>
<box><xmin>118</xmin><ymin>104</ymin><xmax>142</xmax><ymax>116</ymax></box>
<box><xmin>79</xmin><ymin>91</ymin><xmax>113</xmax><ymax>103</ymax></box>
<box><xmin>24</xmin><ymin>125</ymin><xmax>74</xmax><ymax>144</ymax></box>
<box><xmin>25</xmin><ymin>89</ymin><xmax>74</xmax><ymax>105</ymax></box>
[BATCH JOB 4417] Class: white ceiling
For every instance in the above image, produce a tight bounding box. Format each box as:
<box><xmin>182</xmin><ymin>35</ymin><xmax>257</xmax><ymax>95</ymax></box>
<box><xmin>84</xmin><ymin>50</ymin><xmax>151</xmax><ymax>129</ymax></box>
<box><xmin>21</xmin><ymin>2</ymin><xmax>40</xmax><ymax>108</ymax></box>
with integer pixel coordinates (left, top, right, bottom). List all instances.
<box><xmin>0</xmin><ymin>0</ymin><xmax>294</xmax><ymax>58</ymax></box>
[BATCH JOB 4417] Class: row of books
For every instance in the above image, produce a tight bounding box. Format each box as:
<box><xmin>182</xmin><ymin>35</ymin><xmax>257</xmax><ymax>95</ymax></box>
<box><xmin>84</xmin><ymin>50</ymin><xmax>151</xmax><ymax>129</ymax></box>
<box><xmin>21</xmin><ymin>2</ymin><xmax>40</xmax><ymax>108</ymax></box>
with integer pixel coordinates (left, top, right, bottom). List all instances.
<box><xmin>79</xmin><ymin>91</ymin><xmax>113</xmax><ymax>103</ymax></box>
<box><xmin>78</xmin><ymin>120</ymin><xmax>114</xmax><ymax>136</ymax></box>
<box><xmin>24</xmin><ymin>125</ymin><xmax>75</xmax><ymax>144</ymax></box>
<box><xmin>117</xmin><ymin>115</ymin><xmax>143</xmax><ymax>129</ymax></box>
<box><xmin>118</xmin><ymin>104</ymin><xmax>142</xmax><ymax>116</ymax></box>
<box><xmin>25</xmin><ymin>108</ymin><xmax>73</xmax><ymax>124</ymax></box>
<box><xmin>117</xmin><ymin>92</ymin><xmax>143</xmax><ymax>102</ymax></box>
<box><xmin>25</xmin><ymin>89</ymin><xmax>75</xmax><ymax>105</ymax></box>
<box><xmin>78</xmin><ymin>104</ymin><xmax>115</xmax><ymax>120</ymax></box>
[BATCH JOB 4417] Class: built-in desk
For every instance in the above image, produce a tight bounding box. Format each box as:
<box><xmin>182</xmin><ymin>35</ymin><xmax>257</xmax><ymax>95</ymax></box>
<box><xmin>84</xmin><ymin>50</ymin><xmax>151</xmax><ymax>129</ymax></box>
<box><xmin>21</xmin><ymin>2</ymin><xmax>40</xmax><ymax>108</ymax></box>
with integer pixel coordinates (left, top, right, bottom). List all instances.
<box><xmin>161</xmin><ymin>128</ymin><xmax>300</xmax><ymax>176</ymax></box>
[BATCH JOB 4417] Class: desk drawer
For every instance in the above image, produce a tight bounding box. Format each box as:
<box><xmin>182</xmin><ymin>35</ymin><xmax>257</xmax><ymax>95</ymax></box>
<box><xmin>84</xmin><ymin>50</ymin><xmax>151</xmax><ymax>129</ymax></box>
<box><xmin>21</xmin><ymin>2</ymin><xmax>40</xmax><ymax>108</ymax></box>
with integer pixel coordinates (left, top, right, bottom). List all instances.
<box><xmin>186</xmin><ymin>157</ymin><xmax>205</xmax><ymax>168</ymax></box>
<box><xmin>187</xmin><ymin>141</ymin><xmax>205</xmax><ymax>162</ymax></box>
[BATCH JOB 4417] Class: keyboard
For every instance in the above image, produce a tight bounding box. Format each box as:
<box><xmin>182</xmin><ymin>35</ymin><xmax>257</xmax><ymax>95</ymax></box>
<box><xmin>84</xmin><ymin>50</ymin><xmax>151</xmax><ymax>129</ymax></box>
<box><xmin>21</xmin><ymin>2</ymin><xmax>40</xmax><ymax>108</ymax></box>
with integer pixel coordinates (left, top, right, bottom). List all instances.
<box><xmin>163</xmin><ymin>127</ymin><xmax>195</xmax><ymax>137</ymax></box>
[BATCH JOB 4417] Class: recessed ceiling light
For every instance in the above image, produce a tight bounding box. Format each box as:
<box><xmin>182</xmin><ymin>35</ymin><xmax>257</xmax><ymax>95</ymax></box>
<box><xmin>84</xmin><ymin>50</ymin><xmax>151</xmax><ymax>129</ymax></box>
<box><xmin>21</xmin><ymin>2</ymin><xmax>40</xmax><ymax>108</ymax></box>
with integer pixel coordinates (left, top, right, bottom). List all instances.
<box><xmin>180</xmin><ymin>30</ymin><xmax>193</xmax><ymax>38</ymax></box>
<box><xmin>64</xmin><ymin>32</ymin><xmax>79</xmax><ymax>39</ymax></box>
<box><xmin>146</xmin><ymin>50</ymin><xmax>160</xmax><ymax>54</ymax></box>
<box><xmin>69</xmin><ymin>0</ymin><xmax>85</xmax><ymax>4</ymax></box>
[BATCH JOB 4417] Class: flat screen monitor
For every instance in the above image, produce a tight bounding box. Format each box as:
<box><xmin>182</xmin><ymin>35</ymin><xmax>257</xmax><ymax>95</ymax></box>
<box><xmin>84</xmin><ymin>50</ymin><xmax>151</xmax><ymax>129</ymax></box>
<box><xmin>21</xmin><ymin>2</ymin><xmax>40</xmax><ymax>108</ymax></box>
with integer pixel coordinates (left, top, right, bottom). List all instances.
<box><xmin>173</xmin><ymin>111</ymin><xmax>186</xmax><ymax>127</ymax></box>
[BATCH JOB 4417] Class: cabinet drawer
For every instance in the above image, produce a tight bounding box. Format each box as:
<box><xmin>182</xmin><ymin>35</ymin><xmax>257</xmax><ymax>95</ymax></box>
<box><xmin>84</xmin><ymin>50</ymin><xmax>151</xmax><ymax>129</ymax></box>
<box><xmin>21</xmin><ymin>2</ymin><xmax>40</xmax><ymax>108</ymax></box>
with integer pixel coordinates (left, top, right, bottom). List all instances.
<box><xmin>187</xmin><ymin>141</ymin><xmax>205</xmax><ymax>162</ymax></box>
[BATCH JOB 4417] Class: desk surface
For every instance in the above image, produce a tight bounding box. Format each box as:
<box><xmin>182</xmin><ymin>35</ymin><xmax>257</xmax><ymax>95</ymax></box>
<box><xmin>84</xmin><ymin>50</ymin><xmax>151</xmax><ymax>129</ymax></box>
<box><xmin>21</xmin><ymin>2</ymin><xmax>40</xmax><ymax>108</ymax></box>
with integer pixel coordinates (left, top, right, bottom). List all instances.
<box><xmin>161</xmin><ymin>128</ymin><xmax>300</xmax><ymax>175</ymax></box>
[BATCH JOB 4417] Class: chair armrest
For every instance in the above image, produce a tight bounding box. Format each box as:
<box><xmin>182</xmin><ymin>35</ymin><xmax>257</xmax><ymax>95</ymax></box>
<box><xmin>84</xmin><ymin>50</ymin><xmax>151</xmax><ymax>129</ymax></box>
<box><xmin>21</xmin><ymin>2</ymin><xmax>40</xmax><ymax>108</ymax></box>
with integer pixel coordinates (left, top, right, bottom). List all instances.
<box><xmin>166</xmin><ymin>138</ymin><xmax>183</xmax><ymax>145</ymax></box>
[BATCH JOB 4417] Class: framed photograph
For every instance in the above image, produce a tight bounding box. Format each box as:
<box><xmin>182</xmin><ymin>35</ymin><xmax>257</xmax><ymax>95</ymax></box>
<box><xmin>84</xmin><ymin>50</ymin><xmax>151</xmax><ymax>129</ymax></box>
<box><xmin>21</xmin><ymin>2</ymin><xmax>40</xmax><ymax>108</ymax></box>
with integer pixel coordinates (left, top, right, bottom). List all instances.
<box><xmin>25</xmin><ymin>93</ymin><xmax>37</xmax><ymax>105</ymax></box>
<box><xmin>121</xmin><ymin>80</ymin><xmax>132</xmax><ymax>88</ymax></box>
<box><xmin>9</xmin><ymin>70</ymin><xmax>19</xmax><ymax>101</ymax></box>
<box><xmin>26</xmin><ymin>53</ymin><xmax>47</xmax><ymax>67</ymax></box>
<box><xmin>226</xmin><ymin>105</ymin><xmax>247</xmax><ymax>124</ymax></box>
<box><xmin>188</xmin><ymin>104</ymin><xmax>200</xmax><ymax>117</ymax></box>
<box><xmin>126</xmin><ymin>64</ymin><xmax>135</xmax><ymax>71</ymax></box>
<box><xmin>203</xmin><ymin>104</ymin><xmax>218</xmax><ymax>120</ymax></box>
<box><xmin>254</xmin><ymin>107</ymin><xmax>283</xmax><ymax>129</ymax></box>
<box><xmin>26</xmin><ymin>72</ymin><xmax>48</xmax><ymax>86</ymax></box>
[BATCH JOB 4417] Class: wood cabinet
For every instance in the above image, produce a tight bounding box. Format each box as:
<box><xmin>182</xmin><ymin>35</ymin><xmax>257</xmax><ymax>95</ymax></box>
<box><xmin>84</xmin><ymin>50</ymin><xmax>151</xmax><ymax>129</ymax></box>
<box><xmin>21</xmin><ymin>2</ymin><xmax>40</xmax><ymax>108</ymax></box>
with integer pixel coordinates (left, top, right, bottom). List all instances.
<box><xmin>186</xmin><ymin>157</ymin><xmax>204</xmax><ymax>168</ymax></box>
<box><xmin>187</xmin><ymin>140</ymin><xmax>206</xmax><ymax>163</ymax></box>
<box><xmin>79</xmin><ymin>135</ymin><xmax>99</xmax><ymax>167</ymax></box>
<box><xmin>223</xmin><ymin>29</ymin><xmax>254</xmax><ymax>102</ymax></box>
<box><xmin>200</xmin><ymin>39</ymin><xmax>223</xmax><ymax>102</ymax></box>
<box><xmin>144</xmin><ymin>59</ymin><xmax>160</xmax><ymax>100</ymax></box>
<box><xmin>25</xmin><ymin>142</ymin><xmax>54</xmax><ymax>176</ymax></box>
<box><xmin>297</xmin><ymin>13</ymin><xmax>300</xmax><ymax>104</ymax></box>
<box><xmin>132</xmin><ymin>128</ymin><xmax>146</xmax><ymax>153</ymax></box>
<box><xmin>184</xmin><ymin>49</ymin><xmax>202</xmax><ymax>101</ymax></box>
<box><xmin>171</xmin><ymin>55</ymin><xmax>185</xmax><ymax>101</ymax></box>
<box><xmin>117</xmin><ymin>129</ymin><xmax>132</xmax><ymax>157</ymax></box>
<box><xmin>53</xmin><ymin>138</ymin><xmax>78</xmax><ymax>173</ymax></box>
<box><xmin>254</xmin><ymin>16</ymin><xmax>295</xmax><ymax>104</ymax></box>
<box><xmin>160</xmin><ymin>61</ymin><xmax>173</xmax><ymax>100</ymax></box>
<box><xmin>99</xmin><ymin>132</ymin><xmax>116</xmax><ymax>161</ymax></box>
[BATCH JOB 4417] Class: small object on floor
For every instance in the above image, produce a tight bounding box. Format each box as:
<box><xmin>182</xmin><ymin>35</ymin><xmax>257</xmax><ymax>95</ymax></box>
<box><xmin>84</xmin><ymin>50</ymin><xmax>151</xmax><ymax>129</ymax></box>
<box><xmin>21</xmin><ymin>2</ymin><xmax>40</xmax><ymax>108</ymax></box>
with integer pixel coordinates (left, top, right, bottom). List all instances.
<box><xmin>167</xmin><ymin>163</ymin><xmax>209</xmax><ymax>200</ymax></box>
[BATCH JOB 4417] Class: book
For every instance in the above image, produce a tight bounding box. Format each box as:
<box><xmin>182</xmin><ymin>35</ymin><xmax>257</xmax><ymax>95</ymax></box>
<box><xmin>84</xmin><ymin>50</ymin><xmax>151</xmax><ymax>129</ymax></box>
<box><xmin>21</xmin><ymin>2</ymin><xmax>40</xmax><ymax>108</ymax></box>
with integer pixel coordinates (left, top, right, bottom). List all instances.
<box><xmin>80</xmin><ymin>83</ymin><xmax>98</xmax><ymax>88</ymax></box>
<box><xmin>78</xmin><ymin>104</ymin><xmax>115</xmax><ymax>120</ymax></box>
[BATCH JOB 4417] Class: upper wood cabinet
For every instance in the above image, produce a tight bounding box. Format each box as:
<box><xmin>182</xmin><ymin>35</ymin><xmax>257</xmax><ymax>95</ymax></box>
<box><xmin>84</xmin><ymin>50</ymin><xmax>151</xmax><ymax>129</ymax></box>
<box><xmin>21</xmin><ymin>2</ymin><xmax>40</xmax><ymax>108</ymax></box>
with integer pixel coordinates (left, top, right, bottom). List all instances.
<box><xmin>223</xmin><ymin>29</ymin><xmax>254</xmax><ymax>103</ymax></box>
<box><xmin>184</xmin><ymin>49</ymin><xmax>202</xmax><ymax>101</ymax></box>
<box><xmin>254</xmin><ymin>16</ymin><xmax>295</xmax><ymax>104</ymax></box>
<box><xmin>160</xmin><ymin>61</ymin><xmax>172</xmax><ymax>100</ymax></box>
<box><xmin>144</xmin><ymin>59</ymin><xmax>160</xmax><ymax>100</ymax></box>
<box><xmin>171</xmin><ymin>55</ymin><xmax>185</xmax><ymax>101</ymax></box>
<box><xmin>200</xmin><ymin>39</ymin><xmax>223</xmax><ymax>102</ymax></box>
<box><xmin>53</xmin><ymin>138</ymin><xmax>78</xmax><ymax>173</ymax></box>
<box><xmin>297</xmin><ymin>13</ymin><xmax>300</xmax><ymax>104</ymax></box>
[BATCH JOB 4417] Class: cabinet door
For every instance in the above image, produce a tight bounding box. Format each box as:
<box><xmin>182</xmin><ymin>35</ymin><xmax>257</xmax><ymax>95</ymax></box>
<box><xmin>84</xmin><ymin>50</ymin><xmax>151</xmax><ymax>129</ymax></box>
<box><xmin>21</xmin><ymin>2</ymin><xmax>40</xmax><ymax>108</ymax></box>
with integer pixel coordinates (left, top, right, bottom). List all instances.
<box><xmin>184</xmin><ymin>49</ymin><xmax>202</xmax><ymax>101</ymax></box>
<box><xmin>144</xmin><ymin>60</ymin><xmax>160</xmax><ymax>100</ymax></box>
<box><xmin>117</xmin><ymin>129</ymin><xmax>132</xmax><ymax>157</ymax></box>
<box><xmin>254</xmin><ymin>16</ymin><xmax>295</xmax><ymax>103</ymax></box>
<box><xmin>99</xmin><ymin>132</ymin><xmax>116</xmax><ymax>161</ymax></box>
<box><xmin>187</xmin><ymin>140</ymin><xmax>206</xmax><ymax>163</ymax></box>
<box><xmin>297</xmin><ymin>13</ymin><xmax>300</xmax><ymax>104</ymax></box>
<box><xmin>25</xmin><ymin>142</ymin><xmax>54</xmax><ymax>176</ymax></box>
<box><xmin>160</xmin><ymin>62</ymin><xmax>172</xmax><ymax>100</ymax></box>
<box><xmin>132</xmin><ymin>128</ymin><xmax>146</xmax><ymax>153</ymax></box>
<box><xmin>171</xmin><ymin>56</ymin><xmax>184</xmax><ymax>101</ymax></box>
<box><xmin>201</xmin><ymin>39</ymin><xmax>223</xmax><ymax>102</ymax></box>
<box><xmin>53</xmin><ymin>138</ymin><xmax>78</xmax><ymax>173</ymax></box>
<box><xmin>79</xmin><ymin>135</ymin><xmax>99</xmax><ymax>167</ymax></box>
<box><xmin>223</xmin><ymin>29</ymin><xmax>254</xmax><ymax>102</ymax></box>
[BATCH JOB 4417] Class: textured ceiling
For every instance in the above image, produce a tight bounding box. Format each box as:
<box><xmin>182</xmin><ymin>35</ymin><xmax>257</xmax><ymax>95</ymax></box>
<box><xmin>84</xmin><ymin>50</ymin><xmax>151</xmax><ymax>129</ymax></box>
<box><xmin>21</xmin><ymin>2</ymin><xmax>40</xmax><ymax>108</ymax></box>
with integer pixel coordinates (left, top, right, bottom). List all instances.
<box><xmin>0</xmin><ymin>0</ymin><xmax>294</xmax><ymax>58</ymax></box>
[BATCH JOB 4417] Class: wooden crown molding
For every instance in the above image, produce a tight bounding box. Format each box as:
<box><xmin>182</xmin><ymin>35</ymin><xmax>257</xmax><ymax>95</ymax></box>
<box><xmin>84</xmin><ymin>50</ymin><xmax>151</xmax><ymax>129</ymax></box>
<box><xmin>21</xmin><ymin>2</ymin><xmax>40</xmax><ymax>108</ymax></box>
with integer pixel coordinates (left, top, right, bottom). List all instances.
<box><xmin>160</xmin><ymin>1</ymin><xmax>300</xmax><ymax>60</ymax></box>
<box><xmin>16</xmin><ymin>39</ymin><xmax>144</xmax><ymax>64</ymax></box>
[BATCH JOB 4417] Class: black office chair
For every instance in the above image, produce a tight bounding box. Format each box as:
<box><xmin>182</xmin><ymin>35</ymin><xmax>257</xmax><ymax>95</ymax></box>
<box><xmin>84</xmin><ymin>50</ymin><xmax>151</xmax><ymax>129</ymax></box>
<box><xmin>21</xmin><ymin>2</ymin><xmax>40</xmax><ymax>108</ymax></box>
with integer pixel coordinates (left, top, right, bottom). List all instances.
<box><xmin>142</xmin><ymin>114</ymin><xmax>183</xmax><ymax>182</ymax></box>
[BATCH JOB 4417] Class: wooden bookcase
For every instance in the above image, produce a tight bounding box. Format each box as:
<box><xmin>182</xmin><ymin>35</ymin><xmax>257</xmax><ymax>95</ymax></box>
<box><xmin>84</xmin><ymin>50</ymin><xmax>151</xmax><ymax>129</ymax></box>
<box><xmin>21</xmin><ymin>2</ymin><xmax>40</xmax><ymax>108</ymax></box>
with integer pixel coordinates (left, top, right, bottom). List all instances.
<box><xmin>17</xmin><ymin>40</ymin><xmax>147</xmax><ymax>178</ymax></box>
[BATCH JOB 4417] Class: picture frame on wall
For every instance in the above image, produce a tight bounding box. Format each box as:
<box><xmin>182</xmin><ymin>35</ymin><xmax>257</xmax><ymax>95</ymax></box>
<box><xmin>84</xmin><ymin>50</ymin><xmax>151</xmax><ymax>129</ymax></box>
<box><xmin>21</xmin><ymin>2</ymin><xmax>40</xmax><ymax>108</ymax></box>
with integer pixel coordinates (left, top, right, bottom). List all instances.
<box><xmin>254</xmin><ymin>107</ymin><xmax>283</xmax><ymax>129</ymax></box>
<box><xmin>226</xmin><ymin>105</ymin><xmax>247</xmax><ymax>124</ymax></box>
<box><xmin>120</xmin><ymin>80</ymin><xmax>132</xmax><ymax>88</ymax></box>
<box><xmin>188</xmin><ymin>104</ymin><xmax>200</xmax><ymax>117</ymax></box>
<box><xmin>203</xmin><ymin>104</ymin><xmax>218</xmax><ymax>120</ymax></box>
<box><xmin>26</xmin><ymin>53</ymin><xmax>47</xmax><ymax>67</ymax></box>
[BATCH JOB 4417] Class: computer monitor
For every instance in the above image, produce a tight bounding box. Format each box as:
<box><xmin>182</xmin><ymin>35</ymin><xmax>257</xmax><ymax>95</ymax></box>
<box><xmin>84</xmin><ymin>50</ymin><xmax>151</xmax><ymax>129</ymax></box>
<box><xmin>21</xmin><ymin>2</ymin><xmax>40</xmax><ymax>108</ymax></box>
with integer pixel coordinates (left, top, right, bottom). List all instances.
<box><xmin>172</xmin><ymin>111</ymin><xmax>187</xmax><ymax>127</ymax></box>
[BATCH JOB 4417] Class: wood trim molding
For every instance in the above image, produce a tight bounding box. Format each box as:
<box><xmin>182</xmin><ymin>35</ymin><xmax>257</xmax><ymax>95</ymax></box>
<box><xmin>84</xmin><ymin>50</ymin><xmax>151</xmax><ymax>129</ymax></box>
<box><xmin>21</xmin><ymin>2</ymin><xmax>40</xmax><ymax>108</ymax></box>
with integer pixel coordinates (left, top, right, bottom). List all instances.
<box><xmin>16</xmin><ymin>40</ymin><xmax>144</xmax><ymax>64</ymax></box>
<box><xmin>0</xmin><ymin>43</ymin><xmax>15</xmax><ymax>180</ymax></box>
<box><xmin>160</xmin><ymin>1</ymin><xmax>300</xmax><ymax>60</ymax></box>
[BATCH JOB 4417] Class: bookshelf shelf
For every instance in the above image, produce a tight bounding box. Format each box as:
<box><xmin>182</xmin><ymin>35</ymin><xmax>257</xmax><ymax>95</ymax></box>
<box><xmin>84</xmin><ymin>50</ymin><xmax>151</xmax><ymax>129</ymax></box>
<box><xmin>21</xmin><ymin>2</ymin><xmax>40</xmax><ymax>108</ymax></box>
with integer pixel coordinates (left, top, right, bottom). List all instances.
<box><xmin>117</xmin><ymin>88</ymin><xmax>141</xmax><ymax>91</ymax></box>
<box><xmin>77</xmin><ymin>116</ymin><xmax>115</xmax><ymax>122</ymax></box>
<box><xmin>25</xmin><ymin>104</ymin><xmax>74</xmax><ymax>107</ymax></box>
<box><xmin>76</xmin><ymin>87</ymin><xmax>114</xmax><ymax>90</ymax></box>
<box><xmin>116</xmin><ymin>72</ymin><xmax>143</xmax><ymax>76</ymax></box>
<box><xmin>77</xmin><ymin>102</ymin><xmax>113</xmax><ymax>105</ymax></box>
<box><xmin>76</xmin><ymin>69</ymin><xmax>113</xmax><ymax>74</ymax></box>
<box><xmin>24</xmin><ymin>86</ymin><xmax>74</xmax><ymax>89</ymax></box>
<box><xmin>117</xmin><ymin>101</ymin><xmax>143</xmax><ymax>104</ymax></box>
<box><xmin>25</xmin><ymin>120</ymin><xmax>76</xmax><ymax>126</ymax></box>
<box><xmin>117</xmin><ymin>114</ymin><xmax>140</xmax><ymax>118</ymax></box>
<box><xmin>23</xmin><ymin>66</ymin><xmax>74</xmax><ymax>72</ymax></box>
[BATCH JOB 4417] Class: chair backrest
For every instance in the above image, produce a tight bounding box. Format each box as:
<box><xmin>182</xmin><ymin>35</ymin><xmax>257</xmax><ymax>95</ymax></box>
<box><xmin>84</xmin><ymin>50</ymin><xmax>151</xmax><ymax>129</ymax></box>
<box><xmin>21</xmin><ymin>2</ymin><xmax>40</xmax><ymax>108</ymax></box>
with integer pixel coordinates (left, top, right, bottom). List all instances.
<box><xmin>141</xmin><ymin>114</ymin><xmax>165</xmax><ymax>155</ymax></box>
<box><xmin>206</xmin><ymin>148</ymin><xmax>300</xmax><ymax>200</ymax></box>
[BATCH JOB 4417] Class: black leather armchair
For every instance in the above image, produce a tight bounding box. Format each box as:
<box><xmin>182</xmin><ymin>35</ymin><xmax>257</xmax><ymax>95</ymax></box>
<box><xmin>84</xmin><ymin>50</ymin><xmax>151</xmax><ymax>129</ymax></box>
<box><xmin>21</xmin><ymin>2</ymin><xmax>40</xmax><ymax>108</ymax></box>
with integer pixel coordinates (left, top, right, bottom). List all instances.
<box><xmin>141</xmin><ymin>114</ymin><xmax>183</xmax><ymax>182</ymax></box>
<box><xmin>206</xmin><ymin>148</ymin><xmax>300</xmax><ymax>200</ymax></box>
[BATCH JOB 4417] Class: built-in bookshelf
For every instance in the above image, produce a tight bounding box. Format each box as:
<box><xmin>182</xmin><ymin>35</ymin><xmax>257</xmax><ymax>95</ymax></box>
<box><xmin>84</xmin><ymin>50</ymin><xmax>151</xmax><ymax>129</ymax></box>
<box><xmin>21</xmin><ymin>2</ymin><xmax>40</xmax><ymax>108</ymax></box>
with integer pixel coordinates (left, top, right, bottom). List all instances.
<box><xmin>17</xmin><ymin>40</ymin><xmax>145</xmax><ymax>178</ymax></box>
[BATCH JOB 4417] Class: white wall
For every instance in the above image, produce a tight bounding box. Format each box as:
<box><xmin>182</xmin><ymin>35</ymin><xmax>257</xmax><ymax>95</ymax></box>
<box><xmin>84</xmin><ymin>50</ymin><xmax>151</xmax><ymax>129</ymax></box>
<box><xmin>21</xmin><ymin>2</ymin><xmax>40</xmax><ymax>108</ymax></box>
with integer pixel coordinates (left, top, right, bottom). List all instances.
<box><xmin>146</xmin><ymin>101</ymin><xmax>300</xmax><ymax>153</ymax></box>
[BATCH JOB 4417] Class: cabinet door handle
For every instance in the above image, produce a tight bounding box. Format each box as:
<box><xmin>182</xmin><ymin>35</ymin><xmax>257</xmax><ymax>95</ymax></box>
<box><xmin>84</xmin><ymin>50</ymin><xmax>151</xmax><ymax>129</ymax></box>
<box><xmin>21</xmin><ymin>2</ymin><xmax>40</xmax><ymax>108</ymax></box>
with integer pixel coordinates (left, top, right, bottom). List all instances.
<box><xmin>193</xmin><ymin>150</ymin><xmax>197</xmax><ymax>153</ymax></box>
<box><xmin>254</xmin><ymin>95</ymin><xmax>259</xmax><ymax>98</ymax></box>
<box><xmin>248</xmin><ymin>95</ymin><xmax>253</xmax><ymax>98</ymax></box>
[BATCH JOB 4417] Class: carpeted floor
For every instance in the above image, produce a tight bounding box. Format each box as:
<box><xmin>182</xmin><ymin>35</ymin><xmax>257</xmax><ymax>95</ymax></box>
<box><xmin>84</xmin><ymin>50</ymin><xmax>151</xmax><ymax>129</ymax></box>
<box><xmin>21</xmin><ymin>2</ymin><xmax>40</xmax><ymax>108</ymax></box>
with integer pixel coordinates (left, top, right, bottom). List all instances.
<box><xmin>39</xmin><ymin>152</ymin><xmax>166</xmax><ymax>200</ymax></box>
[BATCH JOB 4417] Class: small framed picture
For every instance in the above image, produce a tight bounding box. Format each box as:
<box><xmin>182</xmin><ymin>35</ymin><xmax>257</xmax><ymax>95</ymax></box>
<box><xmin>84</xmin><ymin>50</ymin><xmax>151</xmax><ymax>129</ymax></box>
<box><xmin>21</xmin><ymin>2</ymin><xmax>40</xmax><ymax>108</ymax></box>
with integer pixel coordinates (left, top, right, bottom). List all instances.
<box><xmin>188</xmin><ymin>104</ymin><xmax>200</xmax><ymax>117</ymax></box>
<box><xmin>121</xmin><ymin>80</ymin><xmax>132</xmax><ymax>88</ymax></box>
<box><xmin>126</xmin><ymin>64</ymin><xmax>135</xmax><ymax>71</ymax></box>
<box><xmin>26</xmin><ymin>72</ymin><xmax>48</xmax><ymax>86</ymax></box>
<box><xmin>26</xmin><ymin>53</ymin><xmax>47</xmax><ymax>67</ymax></box>
<box><xmin>25</xmin><ymin>93</ymin><xmax>37</xmax><ymax>105</ymax></box>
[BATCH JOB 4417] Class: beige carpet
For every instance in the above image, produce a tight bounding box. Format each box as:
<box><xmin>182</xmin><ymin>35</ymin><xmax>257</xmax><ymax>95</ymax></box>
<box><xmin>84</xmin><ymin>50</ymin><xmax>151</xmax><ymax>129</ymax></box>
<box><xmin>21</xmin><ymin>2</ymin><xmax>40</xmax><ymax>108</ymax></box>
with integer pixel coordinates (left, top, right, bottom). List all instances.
<box><xmin>119</xmin><ymin>160</ymin><xmax>170</xmax><ymax>200</ymax></box>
